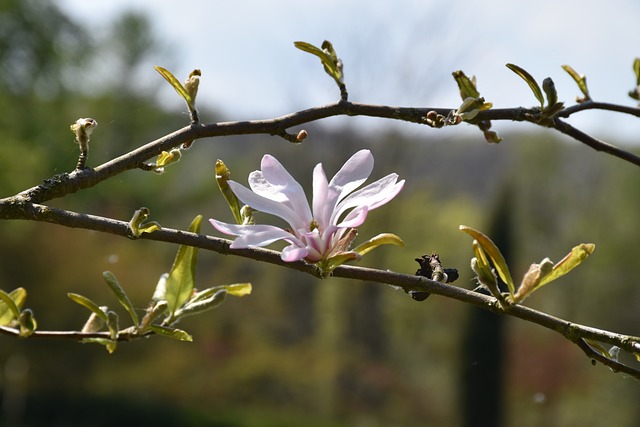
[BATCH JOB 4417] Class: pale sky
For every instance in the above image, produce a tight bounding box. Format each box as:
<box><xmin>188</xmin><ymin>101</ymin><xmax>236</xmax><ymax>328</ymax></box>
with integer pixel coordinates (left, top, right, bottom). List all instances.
<box><xmin>59</xmin><ymin>0</ymin><xmax>640</xmax><ymax>141</ymax></box>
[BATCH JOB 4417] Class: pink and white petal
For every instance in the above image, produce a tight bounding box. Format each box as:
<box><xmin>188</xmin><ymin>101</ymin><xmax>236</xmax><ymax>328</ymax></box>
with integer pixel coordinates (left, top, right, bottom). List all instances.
<box><xmin>247</xmin><ymin>171</ymin><xmax>289</xmax><ymax>204</ymax></box>
<box><xmin>228</xmin><ymin>181</ymin><xmax>306</xmax><ymax>229</ymax></box>
<box><xmin>332</xmin><ymin>175</ymin><xmax>404</xmax><ymax>222</ymax></box>
<box><xmin>281</xmin><ymin>244</ymin><xmax>310</xmax><ymax>262</ymax></box>
<box><xmin>326</xmin><ymin>149</ymin><xmax>374</xmax><ymax>204</ymax></box>
<box><xmin>209</xmin><ymin>220</ymin><xmax>297</xmax><ymax>248</ymax></box>
<box><xmin>335</xmin><ymin>206</ymin><xmax>369</xmax><ymax>229</ymax></box>
<box><xmin>258</xmin><ymin>155</ymin><xmax>312</xmax><ymax>222</ymax></box>
<box><xmin>312</xmin><ymin>163</ymin><xmax>330</xmax><ymax>227</ymax></box>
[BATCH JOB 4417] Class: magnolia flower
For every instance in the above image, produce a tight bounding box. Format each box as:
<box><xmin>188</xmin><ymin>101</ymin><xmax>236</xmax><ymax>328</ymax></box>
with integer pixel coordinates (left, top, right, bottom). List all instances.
<box><xmin>210</xmin><ymin>149</ymin><xmax>404</xmax><ymax>273</ymax></box>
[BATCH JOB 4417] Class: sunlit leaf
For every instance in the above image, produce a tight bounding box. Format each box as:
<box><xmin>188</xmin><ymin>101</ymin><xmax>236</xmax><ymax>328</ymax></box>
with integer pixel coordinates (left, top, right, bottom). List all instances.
<box><xmin>0</xmin><ymin>288</ymin><xmax>26</xmax><ymax>326</ymax></box>
<box><xmin>294</xmin><ymin>40</ymin><xmax>342</xmax><ymax>84</ymax></box>
<box><xmin>633</xmin><ymin>58</ymin><xmax>640</xmax><ymax>86</ymax></box>
<box><xmin>153</xmin><ymin>149</ymin><xmax>182</xmax><ymax>174</ymax></box>
<box><xmin>537</xmin><ymin>243</ymin><xmax>595</xmax><ymax>287</ymax></box>
<box><xmin>148</xmin><ymin>324</ymin><xmax>193</xmax><ymax>342</ymax></box>
<box><xmin>460</xmin><ymin>225</ymin><xmax>515</xmax><ymax>294</ymax></box>
<box><xmin>506</xmin><ymin>63</ymin><xmax>544</xmax><ymax>108</ymax></box>
<box><xmin>129</xmin><ymin>207</ymin><xmax>161</xmax><ymax>237</ymax></box>
<box><xmin>222</xmin><ymin>283</ymin><xmax>253</xmax><ymax>297</ymax></box>
<box><xmin>172</xmin><ymin>290</ymin><xmax>227</xmax><ymax>321</ymax></box>
<box><xmin>165</xmin><ymin>215</ymin><xmax>202</xmax><ymax>319</ymax></box>
<box><xmin>106</xmin><ymin>310</ymin><xmax>119</xmax><ymax>341</ymax></box>
<box><xmin>584</xmin><ymin>338</ymin><xmax>612</xmax><ymax>359</ymax></box>
<box><xmin>352</xmin><ymin>233</ymin><xmax>405</xmax><ymax>257</ymax></box>
<box><xmin>18</xmin><ymin>309</ymin><xmax>37</xmax><ymax>337</ymax></box>
<box><xmin>216</xmin><ymin>160</ymin><xmax>243</xmax><ymax>224</ymax></box>
<box><xmin>139</xmin><ymin>300</ymin><xmax>168</xmax><ymax>332</ymax></box>
<box><xmin>154</xmin><ymin>66</ymin><xmax>191</xmax><ymax>105</ymax></box>
<box><xmin>471</xmin><ymin>242</ymin><xmax>501</xmax><ymax>300</ymax></box>
<box><xmin>512</xmin><ymin>258</ymin><xmax>554</xmax><ymax>303</ymax></box>
<box><xmin>452</xmin><ymin>70</ymin><xmax>480</xmax><ymax>99</ymax></box>
<box><xmin>0</xmin><ymin>289</ymin><xmax>22</xmax><ymax>325</ymax></box>
<box><xmin>561</xmin><ymin>64</ymin><xmax>590</xmax><ymax>101</ymax></box>
<box><xmin>81</xmin><ymin>337</ymin><xmax>118</xmax><ymax>353</ymax></box>
<box><xmin>67</xmin><ymin>293</ymin><xmax>108</xmax><ymax>323</ymax></box>
<box><xmin>103</xmin><ymin>271</ymin><xmax>139</xmax><ymax>327</ymax></box>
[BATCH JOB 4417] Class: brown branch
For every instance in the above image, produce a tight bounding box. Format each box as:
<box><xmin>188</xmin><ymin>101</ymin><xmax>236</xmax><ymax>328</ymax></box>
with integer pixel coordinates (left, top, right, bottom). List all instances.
<box><xmin>2</xmin><ymin>200</ymin><xmax>639</xmax><ymax>378</ymax></box>
<box><xmin>11</xmin><ymin>100</ymin><xmax>640</xmax><ymax>204</ymax></box>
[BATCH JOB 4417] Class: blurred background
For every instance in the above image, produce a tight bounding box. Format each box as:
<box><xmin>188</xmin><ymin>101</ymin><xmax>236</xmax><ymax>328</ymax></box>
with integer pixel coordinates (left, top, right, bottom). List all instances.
<box><xmin>1</xmin><ymin>0</ymin><xmax>640</xmax><ymax>426</ymax></box>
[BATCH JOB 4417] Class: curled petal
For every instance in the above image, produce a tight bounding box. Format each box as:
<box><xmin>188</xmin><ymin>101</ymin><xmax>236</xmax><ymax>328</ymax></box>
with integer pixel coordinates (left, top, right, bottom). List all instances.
<box><xmin>281</xmin><ymin>245</ymin><xmax>309</xmax><ymax>262</ymax></box>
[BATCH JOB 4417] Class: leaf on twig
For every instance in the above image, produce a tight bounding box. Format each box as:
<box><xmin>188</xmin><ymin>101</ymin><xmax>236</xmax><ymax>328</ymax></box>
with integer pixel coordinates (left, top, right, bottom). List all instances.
<box><xmin>460</xmin><ymin>225</ymin><xmax>515</xmax><ymax>295</ymax></box>
<box><xmin>561</xmin><ymin>64</ymin><xmax>590</xmax><ymax>102</ymax></box>
<box><xmin>506</xmin><ymin>63</ymin><xmax>544</xmax><ymax>109</ymax></box>
<box><xmin>129</xmin><ymin>207</ymin><xmax>161</xmax><ymax>237</ymax></box>
<box><xmin>67</xmin><ymin>293</ymin><xmax>108</xmax><ymax>323</ymax></box>
<box><xmin>537</xmin><ymin>243</ymin><xmax>595</xmax><ymax>287</ymax></box>
<box><xmin>294</xmin><ymin>40</ymin><xmax>343</xmax><ymax>85</ymax></box>
<box><xmin>216</xmin><ymin>160</ymin><xmax>243</xmax><ymax>224</ymax></box>
<box><xmin>148</xmin><ymin>324</ymin><xmax>193</xmax><ymax>342</ymax></box>
<box><xmin>103</xmin><ymin>271</ymin><xmax>139</xmax><ymax>327</ymax></box>
<box><xmin>164</xmin><ymin>215</ymin><xmax>202</xmax><ymax>322</ymax></box>
<box><xmin>0</xmin><ymin>288</ymin><xmax>26</xmax><ymax>326</ymax></box>
<box><xmin>154</xmin><ymin>66</ymin><xmax>192</xmax><ymax>106</ymax></box>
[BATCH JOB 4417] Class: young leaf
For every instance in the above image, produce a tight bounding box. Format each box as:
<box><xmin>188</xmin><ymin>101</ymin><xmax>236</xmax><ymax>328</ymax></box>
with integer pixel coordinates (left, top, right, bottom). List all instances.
<box><xmin>67</xmin><ymin>293</ymin><xmax>108</xmax><ymax>323</ymax></box>
<box><xmin>0</xmin><ymin>287</ymin><xmax>27</xmax><ymax>326</ymax></box>
<box><xmin>294</xmin><ymin>40</ymin><xmax>343</xmax><ymax>84</ymax></box>
<box><xmin>633</xmin><ymin>58</ymin><xmax>640</xmax><ymax>86</ymax></box>
<box><xmin>542</xmin><ymin>77</ymin><xmax>558</xmax><ymax>108</ymax></box>
<box><xmin>452</xmin><ymin>70</ymin><xmax>481</xmax><ymax>99</ymax></box>
<box><xmin>18</xmin><ymin>309</ymin><xmax>37</xmax><ymax>337</ymax></box>
<box><xmin>154</xmin><ymin>66</ymin><xmax>191</xmax><ymax>106</ymax></box>
<box><xmin>216</xmin><ymin>160</ymin><xmax>243</xmax><ymax>224</ymax></box>
<box><xmin>460</xmin><ymin>225</ymin><xmax>516</xmax><ymax>294</ymax></box>
<box><xmin>537</xmin><ymin>243</ymin><xmax>595</xmax><ymax>287</ymax></box>
<box><xmin>129</xmin><ymin>207</ymin><xmax>161</xmax><ymax>237</ymax></box>
<box><xmin>561</xmin><ymin>64</ymin><xmax>590</xmax><ymax>101</ymax></box>
<box><xmin>222</xmin><ymin>283</ymin><xmax>252</xmax><ymax>297</ymax></box>
<box><xmin>148</xmin><ymin>324</ymin><xmax>193</xmax><ymax>342</ymax></box>
<box><xmin>0</xmin><ymin>289</ymin><xmax>23</xmax><ymax>324</ymax></box>
<box><xmin>165</xmin><ymin>215</ymin><xmax>202</xmax><ymax>319</ymax></box>
<box><xmin>172</xmin><ymin>290</ymin><xmax>227</xmax><ymax>321</ymax></box>
<box><xmin>103</xmin><ymin>271</ymin><xmax>139</xmax><ymax>327</ymax></box>
<box><xmin>506</xmin><ymin>63</ymin><xmax>544</xmax><ymax>108</ymax></box>
<box><xmin>352</xmin><ymin>233</ymin><xmax>405</xmax><ymax>257</ymax></box>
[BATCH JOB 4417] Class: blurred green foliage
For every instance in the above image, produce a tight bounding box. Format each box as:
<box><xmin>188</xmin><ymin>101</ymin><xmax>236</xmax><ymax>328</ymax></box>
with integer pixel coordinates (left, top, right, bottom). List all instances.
<box><xmin>1</xmin><ymin>2</ymin><xmax>640</xmax><ymax>426</ymax></box>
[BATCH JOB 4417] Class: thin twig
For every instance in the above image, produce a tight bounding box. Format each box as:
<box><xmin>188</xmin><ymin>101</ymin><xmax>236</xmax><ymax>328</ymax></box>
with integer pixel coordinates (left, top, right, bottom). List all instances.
<box><xmin>1</xmin><ymin>201</ymin><xmax>639</xmax><ymax>378</ymax></box>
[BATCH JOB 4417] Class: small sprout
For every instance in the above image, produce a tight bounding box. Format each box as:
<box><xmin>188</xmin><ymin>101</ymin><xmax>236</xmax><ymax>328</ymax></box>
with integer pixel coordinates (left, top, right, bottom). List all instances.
<box><xmin>215</xmin><ymin>160</ymin><xmax>243</xmax><ymax>224</ymax></box>
<box><xmin>628</xmin><ymin>58</ymin><xmax>640</xmax><ymax>102</ymax></box>
<box><xmin>129</xmin><ymin>207</ymin><xmax>161</xmax><ymax>238</ymax></box>
<box><xmin>150</xmin><ymin>149</ymin><xmax>182</xmax><ymax>174</ymax></box>
<box><xmin>294</xmin><ymin>40</ymin><xmax>347</xmax><ymax>101</ymax></box>
<box><xmin>154</xmin><ymin>66</ymin><xmax>201</xmax><ymax>123</ymax></box>
<box><xmin>18</xmin><ymin>309</ymin><xmax>37</xmax><ymax>337</ymax></box>
<box><xmin>70</xmin><ymin>118</ymin><xmax>98</xmax><ymax>170</ymax></box>
<box><xmin>561</xmin><ymin>64</ymin><xmax>591</xmax><ymax>102</ymax></box>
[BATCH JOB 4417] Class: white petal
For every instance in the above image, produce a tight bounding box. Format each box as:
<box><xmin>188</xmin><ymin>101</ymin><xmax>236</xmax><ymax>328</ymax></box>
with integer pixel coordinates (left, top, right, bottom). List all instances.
<box><xmin>332</xmin><ymin>175</ymin><xmax>404</xmax><ymax>223</ymax></box>
<box><xmin>336</xmin><ymin>206</ymin><xmax>369</xmax><ymax>229</ymax></box>
<box><xmin>209</xmin><ymin>219</ymin><xmax>298</xmax><ymax>248</ymax></box>
<box><xmin>311</xmin><ymin>163</ymin><xmax>329</xmax><ymax>226</ymax></box>
<box><xmin>252</xmin><ymin>154</ymin><xmax>312</xmax><ymax>223</ymax></box>
<box><xmin>319</xmin><ymin>150</ymin><xmax>374</xmax><ymax>229</ymax></box>
<box><xmin>281</xmin><ymin>245</ymin><xmax>309</xmax><ymax>262</ymax></box>
<box><xmin>228</xmin><ymin>181</ymin><xmax>306</xmax><ymax>229</ymax></box>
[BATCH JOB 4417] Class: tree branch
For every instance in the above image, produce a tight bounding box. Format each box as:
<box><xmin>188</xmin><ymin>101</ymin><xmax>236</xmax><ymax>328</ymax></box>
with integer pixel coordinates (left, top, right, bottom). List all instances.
<box><xmin>12</xmin><ymin>100</ymin><xmax>640</xmax><ymax>204</ymax></box>
<box><xmin>2</xmin><ymin>200</ymin><xmax>639</xmax><ymax>378</ymax></box>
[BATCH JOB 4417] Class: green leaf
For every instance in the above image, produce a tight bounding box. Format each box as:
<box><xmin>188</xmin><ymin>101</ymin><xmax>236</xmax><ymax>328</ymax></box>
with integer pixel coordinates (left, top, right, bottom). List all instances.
<box><xmin>81</xmin><ymin>337</ymin><xmax>118</xmax><ymax>353</ymax></box>
<box><xmin>172</xmin><ymin>290</ymin><xmax>227</xmax><ymax>321</ymax></box>
<box><xmin>452</xmin><ymin>70</ymin><xmax>480</xmax><ymax>99</ymax></box>
<box><xmin>67</xmin><ymin>293</ymin><xmax>108</xmax><ymax>322</ymax></box>
<box><xmin>352</xmin><ymin>233</ymin><xmax>405</xmax><ymax>257</ymax></box>
<box><xmin>216</xmin><ymin>160</ymin><xmax>243</xmax><ymax>224</ymax></box>
<box><xmin>294</xmin><ymin>40</ymin><xmax>343</xmax><ymax>84</ymax></box>
<box><xmin>537</xmin><ymin>243</ymin><xmax>595</xmax><ymax>287</ymax></box>
<box><xmin>506</xmin><ymin>63</ymin><xmax>544</xmax><ymax>108</ymax></box>
<box><xmin>129</xmin><ymin>207</ymin><xmax>161</xmax><ymax>237</ymax></box>
<box><xmin>221</xmin><ymin>283</ymin><xmax>252</xmax><ymax>297</ymax></box>
<box><xmin>165</xmin><ymin>215</ymin><xmax>202</xmax><ymax>319</ymax></box>
<box><xmin>154</xmin><ymin>66</ymin><xmax>192</xmax><ymax>105</ymax></box>
<box><xmin>148</xmin><ymin>324</ymin><xmax>193</xmax><ymax>342</ymax></box>
<box><xmin>103</xmin><ymin>271</ymin><xmax>139</xmax><ymax>327</ymax></box>
<box><xmin>561</xmin><ymin>64</ymin><xmax>590</xmax><ymax>101</ymax></box>
<box><xmin>633</xmin><ymin>58</ymin><xmax>640</xmax><ymax>86</ymax></box>
<box><xmin>0</xmin><ymin>289</ymin><xmax>23</xmax><ymax>325</ymax></box>
<box><xmin>460</xmin><ymin>225</ymin><xmax>515</xmax><ymax>294</ymax></box>
<box><xmin>106</xmin><ymin>310</ymin><xmax>119</xmax><ymax>342</ymax></box>
<box><xmin>153</xmin><ymin>149</ymin><xmax>182</xmax><ymax>174</ymax></box>
<box><xmin>18</xmin><ymin>309</ymin><xmax>37</xmax><ymax>337</ymax></box>
<box><xmin>0</xmin><ymin>287</ymin><xmax>26</xmax><ymax>326</ymax></box>
<box><xmin>542</xmin><ymin>77</ymin><xmax>558</xmax><ymax>108</ymax></box>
